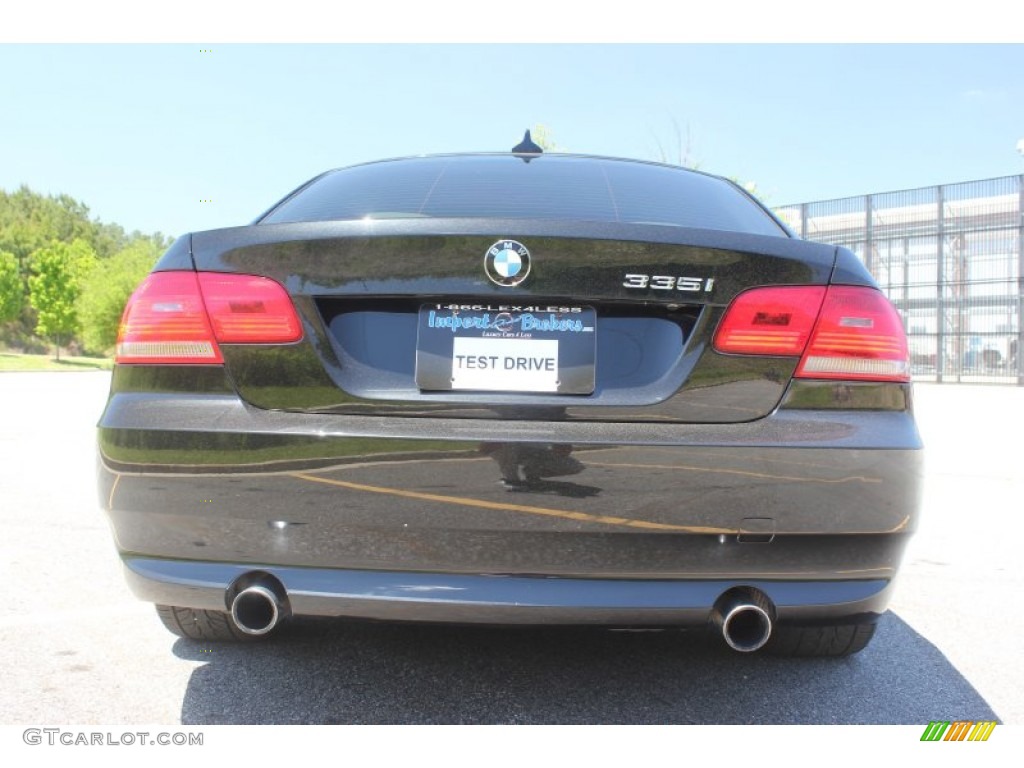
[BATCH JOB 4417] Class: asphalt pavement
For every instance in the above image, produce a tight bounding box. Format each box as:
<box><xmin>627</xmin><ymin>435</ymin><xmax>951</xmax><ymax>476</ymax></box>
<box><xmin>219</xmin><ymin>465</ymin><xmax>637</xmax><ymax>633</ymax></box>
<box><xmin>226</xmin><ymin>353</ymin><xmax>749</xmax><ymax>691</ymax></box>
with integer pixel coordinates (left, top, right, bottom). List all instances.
<box><xmin>0</xmin><ymin>372</ymin><xmax>1020</xmax><ymax>724</ymax></box>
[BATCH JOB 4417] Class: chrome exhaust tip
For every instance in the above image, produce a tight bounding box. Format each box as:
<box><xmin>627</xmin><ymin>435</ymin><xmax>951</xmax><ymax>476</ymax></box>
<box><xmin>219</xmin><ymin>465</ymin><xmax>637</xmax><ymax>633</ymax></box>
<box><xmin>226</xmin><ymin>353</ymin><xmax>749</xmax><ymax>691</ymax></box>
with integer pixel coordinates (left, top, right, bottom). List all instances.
<box><xmin>713</xmin><ymin>589</ymin><xmax>775</xmax><ymax>653</ymax></box>
<box><xmin>230</xmin><ymin>584</ymin><xmax>284</xmax><ymax>636</ymax></box>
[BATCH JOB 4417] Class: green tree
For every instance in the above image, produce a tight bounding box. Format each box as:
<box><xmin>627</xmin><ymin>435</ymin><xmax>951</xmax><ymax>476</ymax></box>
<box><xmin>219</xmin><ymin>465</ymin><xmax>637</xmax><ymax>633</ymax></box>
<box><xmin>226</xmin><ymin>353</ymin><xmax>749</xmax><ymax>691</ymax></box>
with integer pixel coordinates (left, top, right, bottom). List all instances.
<box><xmin>0</xmin><ymin>250</ymin><xmax>23</xmax><ymax>323</ymax></box>
<box><xmin>28</xmin><ymin>239</ymin><xmax>97</xmax><ymax>359</ymax></box>
<box><xmin>1</xmin><ymin>185</ymin><xmax>169</xmax><ymax>352</ymax></box>
<box><xmin>78</xmin><ymin>239</ymin><xmax>161</xmax><ymax>353</ymax></box>
<box><xmin>1</xmin><ymin>186</ymin><xmax>171</xmax><ymax>266</ymax></box>
<box><xmin>1</xmin><ymin>187</ymin><xmax>96</xmax><ymax>261</ymax></box>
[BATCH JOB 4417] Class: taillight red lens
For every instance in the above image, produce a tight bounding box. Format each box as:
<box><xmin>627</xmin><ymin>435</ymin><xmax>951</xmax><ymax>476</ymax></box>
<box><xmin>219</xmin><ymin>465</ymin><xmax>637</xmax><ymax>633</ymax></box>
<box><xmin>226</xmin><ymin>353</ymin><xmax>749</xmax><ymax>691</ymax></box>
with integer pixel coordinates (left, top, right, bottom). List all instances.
<box><xmin>796</xmin><ymin>286</ymin><xmax>910</xmax><ymax>382</ymax></box>
<box><xmin>714</xmin><ymin>284</ymin><xmax>910</xmax><ymax>383</ymax></box>
<box><xmin>197</xmin><ymin>273</ymin><xmax>302</xmax><ymax>344</ymax></box>
<box><xmin>116</xmin><ymin>271</ymin><xmax>302</xmax><ymax>364</ymax></box>
<box><xmin>713</xmin><ymin>286</ymin><xmax>826</xmax><ymax>356</ymax></box>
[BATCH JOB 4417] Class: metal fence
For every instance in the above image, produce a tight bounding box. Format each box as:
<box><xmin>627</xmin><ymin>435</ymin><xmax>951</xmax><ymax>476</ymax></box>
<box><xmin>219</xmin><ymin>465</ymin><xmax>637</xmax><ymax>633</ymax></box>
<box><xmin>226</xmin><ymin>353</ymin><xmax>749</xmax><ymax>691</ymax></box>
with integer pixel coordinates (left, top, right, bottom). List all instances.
<box><xmin>776</xmin><ymin>175</ymin><xmax>1024</xmax><ymax>384</ymax></box>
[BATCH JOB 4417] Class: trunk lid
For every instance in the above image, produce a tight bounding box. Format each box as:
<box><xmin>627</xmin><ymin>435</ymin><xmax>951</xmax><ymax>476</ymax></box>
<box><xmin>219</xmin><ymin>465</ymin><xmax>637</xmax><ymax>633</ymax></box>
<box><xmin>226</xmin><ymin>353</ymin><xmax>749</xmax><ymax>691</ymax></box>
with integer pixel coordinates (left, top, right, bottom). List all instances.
<box><xmin>189</xmin><ymin>219</ymin><xmax>838</xmax><ymax>423</ymax></box>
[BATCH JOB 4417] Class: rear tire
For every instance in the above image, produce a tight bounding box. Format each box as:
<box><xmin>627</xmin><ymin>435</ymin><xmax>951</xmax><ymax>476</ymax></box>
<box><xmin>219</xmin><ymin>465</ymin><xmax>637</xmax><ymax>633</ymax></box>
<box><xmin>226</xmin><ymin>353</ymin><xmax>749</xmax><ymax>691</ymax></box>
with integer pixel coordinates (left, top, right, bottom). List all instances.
<box><xmin>155</xmin><ymin>605</ymin><xmax>261</xmax><ymax>642</ymax></box>
<box><xmin>766</xmin><ymin>623</ymin><xmax>877</xmax><ymax>657</ymax></box>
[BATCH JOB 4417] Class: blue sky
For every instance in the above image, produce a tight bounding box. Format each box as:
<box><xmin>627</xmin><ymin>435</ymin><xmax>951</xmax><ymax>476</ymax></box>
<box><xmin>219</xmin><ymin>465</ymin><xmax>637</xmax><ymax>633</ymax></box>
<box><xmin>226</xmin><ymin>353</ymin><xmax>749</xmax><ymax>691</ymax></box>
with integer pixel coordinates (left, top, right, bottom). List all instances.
<box><xmin>1</xmin><ymin>44</ymin><xmax>1022</xmax><ymax>239</ymax></box>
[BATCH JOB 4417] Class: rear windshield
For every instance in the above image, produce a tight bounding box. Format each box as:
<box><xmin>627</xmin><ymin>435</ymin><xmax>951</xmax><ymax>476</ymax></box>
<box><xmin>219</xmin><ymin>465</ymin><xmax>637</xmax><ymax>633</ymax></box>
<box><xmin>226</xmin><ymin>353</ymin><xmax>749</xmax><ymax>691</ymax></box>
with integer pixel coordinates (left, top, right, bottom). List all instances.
<box><xmin>260</xmin><ymin>155</ymin><xmax>786</xmax><ymax>237</ymax></box>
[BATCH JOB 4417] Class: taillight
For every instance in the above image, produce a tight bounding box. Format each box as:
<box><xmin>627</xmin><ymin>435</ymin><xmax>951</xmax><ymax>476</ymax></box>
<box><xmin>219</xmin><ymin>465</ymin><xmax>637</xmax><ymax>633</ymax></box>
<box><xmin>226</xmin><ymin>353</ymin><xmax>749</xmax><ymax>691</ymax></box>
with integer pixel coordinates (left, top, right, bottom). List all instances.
<box><xmin>714</xmin><ymin>285</ymin><xmax>910</xmax><ymax>382</ymax></box>
<box><xmin>116</xmin><ymin>271</ymin><xmax>302</xmax><ymax>365</ymax></box>
<box><xmin>116</xmin><ymin>272</ymin><xmax>223</xmax><ymax>364</ymax></box>
<box><xmin>796</xmin><ymin>286</ymin><xmax>909</xmax><ymax>382</ymax></box>
<box><xmin>197</xmin><ymin>273</ymin><xmax>303</xmax><ymax>344</ymax></box>
<box><xmin>713</xmin><ymin>286</ymin><xmax>826</xmax><ymax>356</ymax></box>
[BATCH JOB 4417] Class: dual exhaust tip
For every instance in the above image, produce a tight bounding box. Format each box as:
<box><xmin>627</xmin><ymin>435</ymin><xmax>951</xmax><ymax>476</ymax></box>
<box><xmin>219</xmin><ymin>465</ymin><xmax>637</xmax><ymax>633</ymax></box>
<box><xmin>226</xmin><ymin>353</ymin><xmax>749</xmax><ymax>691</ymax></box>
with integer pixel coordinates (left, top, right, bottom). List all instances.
<box><xmin>713</xmin><ymin>588</ymin><xmax>775</xmax><ymax>653</ymax></box>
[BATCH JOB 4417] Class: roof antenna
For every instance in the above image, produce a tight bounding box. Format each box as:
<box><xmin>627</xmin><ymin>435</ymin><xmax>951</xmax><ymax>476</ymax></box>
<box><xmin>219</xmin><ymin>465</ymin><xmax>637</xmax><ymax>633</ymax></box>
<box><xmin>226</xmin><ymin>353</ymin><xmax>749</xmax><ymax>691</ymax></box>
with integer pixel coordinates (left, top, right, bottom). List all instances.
<box><xmin>511</xmin><ymin>130</ymin><xmax>543</xmax><ymax>162</ymax></box>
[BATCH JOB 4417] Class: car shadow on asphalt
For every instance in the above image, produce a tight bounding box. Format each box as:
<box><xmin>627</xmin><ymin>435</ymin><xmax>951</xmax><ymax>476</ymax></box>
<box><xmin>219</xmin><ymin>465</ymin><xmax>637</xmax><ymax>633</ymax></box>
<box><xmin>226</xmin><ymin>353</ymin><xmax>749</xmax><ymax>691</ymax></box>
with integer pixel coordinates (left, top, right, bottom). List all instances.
<box><xmin>174</xmin><ymin>610</ymin><xmax>1000</xmax><ymax>724</ymax></box>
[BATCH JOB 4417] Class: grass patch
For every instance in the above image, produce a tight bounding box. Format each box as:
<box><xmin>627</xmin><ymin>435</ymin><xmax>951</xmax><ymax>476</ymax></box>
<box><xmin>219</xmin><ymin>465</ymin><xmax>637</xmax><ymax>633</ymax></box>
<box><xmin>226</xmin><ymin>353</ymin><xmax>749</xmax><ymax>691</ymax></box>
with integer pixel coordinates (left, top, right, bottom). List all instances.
<box><xmin>0</xmin><ymin>352</ymin><xmax>113</xmax><ymax>372</ymax></box>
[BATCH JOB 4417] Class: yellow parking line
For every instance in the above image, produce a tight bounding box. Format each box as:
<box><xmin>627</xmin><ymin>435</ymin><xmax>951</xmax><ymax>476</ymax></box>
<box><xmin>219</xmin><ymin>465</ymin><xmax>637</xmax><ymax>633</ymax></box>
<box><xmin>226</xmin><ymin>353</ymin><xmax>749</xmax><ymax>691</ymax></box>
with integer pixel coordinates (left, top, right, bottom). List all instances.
<box><xmin>586</xmin><ymin>461</ymin><xmax>881</xmax><ymax>484</ymax></box>
<box><xmin>621</xmin><ymin>446</ymin><xmax>886</xmax><ymax>472</ymax></box>
<box><xmin>326</xmin><ymin>456</ymin><xmax>491</xmax><ymax>472</ymax></box>
<box><xmin>290</xmin><ymin>472</ymin><xmax>730</xmax><ymax>533</ymax></box>
<box><xmin>887</xmin><ymin>515</ymin><xmax>911</xmax><ymax>533</ymax></box>
<box><xmin>107</xmin><ymin>474</ymin><xmax>122</xmax><ymax>511</ymax></box>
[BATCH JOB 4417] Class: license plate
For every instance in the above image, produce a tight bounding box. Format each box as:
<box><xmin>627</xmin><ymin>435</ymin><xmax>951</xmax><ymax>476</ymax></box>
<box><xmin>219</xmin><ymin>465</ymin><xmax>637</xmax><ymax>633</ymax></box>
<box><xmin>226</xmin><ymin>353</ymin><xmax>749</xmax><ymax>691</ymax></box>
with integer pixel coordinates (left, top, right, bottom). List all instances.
<box><xmin>415</xmin><ymin>304</ymin><xmax>596</xmax><ymax>394</ymax></box>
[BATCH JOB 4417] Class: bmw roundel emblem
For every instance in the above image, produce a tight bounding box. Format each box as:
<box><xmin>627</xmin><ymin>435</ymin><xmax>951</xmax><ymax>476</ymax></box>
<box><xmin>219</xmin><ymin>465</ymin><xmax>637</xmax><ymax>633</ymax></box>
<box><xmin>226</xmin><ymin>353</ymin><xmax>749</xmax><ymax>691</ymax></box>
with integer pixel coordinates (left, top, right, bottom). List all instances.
<box><xmin>485</xmin><ymin>240</ymin><xmax>531</xmax><ymax>287</ymax></box>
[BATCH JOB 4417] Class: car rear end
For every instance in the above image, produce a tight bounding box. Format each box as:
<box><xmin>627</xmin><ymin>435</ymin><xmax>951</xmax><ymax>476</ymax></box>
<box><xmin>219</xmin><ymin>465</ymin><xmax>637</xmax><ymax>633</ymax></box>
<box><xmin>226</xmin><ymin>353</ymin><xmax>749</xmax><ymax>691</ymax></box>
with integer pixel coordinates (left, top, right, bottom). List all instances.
<box><xmin>98</xmin><ymin>154</ymin><xmax>922</xmax><ymax>654</ymax></box>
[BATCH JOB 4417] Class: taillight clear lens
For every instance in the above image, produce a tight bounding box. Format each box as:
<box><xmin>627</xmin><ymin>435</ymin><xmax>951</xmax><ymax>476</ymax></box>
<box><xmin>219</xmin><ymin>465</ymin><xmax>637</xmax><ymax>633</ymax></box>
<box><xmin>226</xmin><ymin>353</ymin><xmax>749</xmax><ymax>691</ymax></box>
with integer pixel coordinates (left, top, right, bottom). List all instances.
<box><xmin>714</xmin><ymin>284</ymin><xmax>910</xmax><ymax>383</ymax></box>
<box><xmin>796</xmin><ymin>286</ymin><xmax>910</xmax><ymax>382</ymax></box>
<box><xmin>116</xmin><ymin>271</ymin><xmax>302</xmax><ymax>364</ymax></box>
<box><xmin>713</xmin><ymin>286</ymin><xmax>826</xmax><ymax>356</ymax></box>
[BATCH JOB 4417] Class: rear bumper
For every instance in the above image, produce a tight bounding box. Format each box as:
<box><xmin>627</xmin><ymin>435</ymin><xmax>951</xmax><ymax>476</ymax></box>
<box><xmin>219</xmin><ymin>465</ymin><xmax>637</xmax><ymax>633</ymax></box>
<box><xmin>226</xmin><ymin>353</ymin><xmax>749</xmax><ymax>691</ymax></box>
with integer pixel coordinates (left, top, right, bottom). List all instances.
<box><xmin>123</xmin><ymin>557</ymin><xmax>895</xmax><ymax>626</ymax></box>
<box><xmin>98</xmin><ymin>382</ymin><xmax>923</xmax><ymax>623</ymax></box>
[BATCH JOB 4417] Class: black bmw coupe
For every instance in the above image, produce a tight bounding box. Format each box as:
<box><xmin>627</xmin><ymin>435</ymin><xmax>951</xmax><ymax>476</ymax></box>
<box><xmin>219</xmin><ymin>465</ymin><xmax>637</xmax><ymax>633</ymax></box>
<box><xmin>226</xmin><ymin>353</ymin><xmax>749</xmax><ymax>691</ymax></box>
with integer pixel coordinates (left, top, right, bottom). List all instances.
<box><xmin>98</xmin><ymin>137</ymin><xmax>922</xmax><ymax>656</ymax></box>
